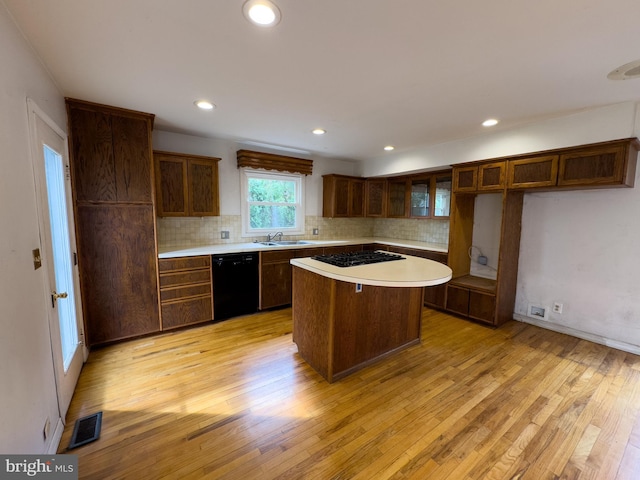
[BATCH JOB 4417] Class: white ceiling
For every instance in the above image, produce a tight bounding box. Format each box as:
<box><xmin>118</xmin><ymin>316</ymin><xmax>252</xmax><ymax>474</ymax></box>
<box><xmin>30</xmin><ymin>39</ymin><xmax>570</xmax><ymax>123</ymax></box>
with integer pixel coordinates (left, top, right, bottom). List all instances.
<box><xmin>5</xmin><ymin>0</ymin><xmax>640</xmax><ymax>161</ymax></box>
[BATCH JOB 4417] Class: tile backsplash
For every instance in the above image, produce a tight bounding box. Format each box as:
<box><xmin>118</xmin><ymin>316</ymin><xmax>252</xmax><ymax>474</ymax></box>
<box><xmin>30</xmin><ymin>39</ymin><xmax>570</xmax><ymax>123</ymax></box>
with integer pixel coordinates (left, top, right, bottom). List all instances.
<box><xmin>157</xmin><ymin>215</ymin><xmax>449</xmax><ymax>249</ymax></box>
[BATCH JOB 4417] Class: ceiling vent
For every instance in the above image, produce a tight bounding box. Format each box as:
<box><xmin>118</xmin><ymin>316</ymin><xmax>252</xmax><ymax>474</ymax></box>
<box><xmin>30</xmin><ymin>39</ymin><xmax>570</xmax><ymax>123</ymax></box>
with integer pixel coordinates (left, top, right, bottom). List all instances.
<box><xmin>607</xmin><ymin>60</ymin><xmax>640</xmax><ymax>80</ymax></box>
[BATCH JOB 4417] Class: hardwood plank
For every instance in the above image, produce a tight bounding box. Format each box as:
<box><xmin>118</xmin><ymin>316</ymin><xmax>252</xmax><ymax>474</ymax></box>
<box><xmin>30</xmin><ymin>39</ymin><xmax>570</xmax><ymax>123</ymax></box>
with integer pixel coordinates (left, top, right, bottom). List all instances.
<box><xmin>59</xmin><ymin>308</ymin><xmax>640</xmax><ymax>479</ymax></box>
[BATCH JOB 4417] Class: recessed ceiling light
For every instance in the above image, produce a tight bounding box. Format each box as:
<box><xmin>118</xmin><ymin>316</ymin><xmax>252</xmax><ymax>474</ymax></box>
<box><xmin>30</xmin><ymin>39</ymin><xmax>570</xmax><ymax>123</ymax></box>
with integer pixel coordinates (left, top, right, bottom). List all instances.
<box><xmin>384</xmin><ymin>145</ymin><xmax>395</xmax><ymax>151</ymax></box>
<box><xmin>482</xmin><ymin>118</ymin><xmax>499</xmax><ymax>127</ymax></box>
<box><xmin>194</xmin><ymin>100</ymin><xmax>215</xmax><ymax>110</ymax></box>
<box><xmin>312</xmin><ymin>128</ymin><xmax>326</xmax><ymax>135</ymax></box>
<box><xmin>607</xmin><ymin>59</ymin><xmax>640</xmax><ymax>80</ymax></box>
<box><xmin>243</xmin><ymin>0</ymin><xmax>281</xmax><ymax>27</ymax></box>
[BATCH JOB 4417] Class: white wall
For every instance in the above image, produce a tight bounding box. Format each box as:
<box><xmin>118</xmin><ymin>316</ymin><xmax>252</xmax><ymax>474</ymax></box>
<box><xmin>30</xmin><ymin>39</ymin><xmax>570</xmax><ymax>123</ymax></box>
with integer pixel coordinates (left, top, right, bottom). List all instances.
<box><xmin>365</xmin><ymin>101</ymin><xmax>640</xmax><ymax>352</ymax></box>
<box><xmin>152</xmin><ymin>130</ymin><xmax>359</xmax><ymax>216</ymax></box>
<box><xmin>0</xmin><ymin>3</ymin><xmax>66</xmax><ymax>453</ymax></box>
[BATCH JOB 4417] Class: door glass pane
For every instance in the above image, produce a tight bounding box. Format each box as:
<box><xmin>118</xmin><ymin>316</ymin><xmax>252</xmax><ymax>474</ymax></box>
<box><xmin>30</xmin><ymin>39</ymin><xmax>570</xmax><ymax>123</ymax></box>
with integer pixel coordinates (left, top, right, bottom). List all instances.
<box><xmin>44</xmin><ymin>145</ymin><xmax>79</xmax><ymax>371</ymax></box>
<box><xmin>411</xmin><ymin>181</ymin><xmax>430</xmax><ymax>217</ymax></box>
<box><xmin>435</xmin><ymin>176</ymin><xmax>452</xmax><ymax>217</ymax></box>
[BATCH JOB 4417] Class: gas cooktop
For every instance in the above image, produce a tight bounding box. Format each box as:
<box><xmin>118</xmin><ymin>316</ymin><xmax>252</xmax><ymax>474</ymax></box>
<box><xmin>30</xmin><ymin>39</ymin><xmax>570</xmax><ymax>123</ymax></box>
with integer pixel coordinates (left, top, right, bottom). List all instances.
<box><xmin>312</xmin><ymin>251</ymin><xmax>405</xmax><ymax>268</ymax></box>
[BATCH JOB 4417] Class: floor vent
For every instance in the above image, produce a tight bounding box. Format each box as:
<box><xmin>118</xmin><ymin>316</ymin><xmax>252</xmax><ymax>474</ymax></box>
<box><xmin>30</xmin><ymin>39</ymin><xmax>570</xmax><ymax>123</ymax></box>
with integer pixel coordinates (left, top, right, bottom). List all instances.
<box><xmin>68</xmin><ymin>412</ymin><xmax>102</xmax><ymax>450</ymax></box>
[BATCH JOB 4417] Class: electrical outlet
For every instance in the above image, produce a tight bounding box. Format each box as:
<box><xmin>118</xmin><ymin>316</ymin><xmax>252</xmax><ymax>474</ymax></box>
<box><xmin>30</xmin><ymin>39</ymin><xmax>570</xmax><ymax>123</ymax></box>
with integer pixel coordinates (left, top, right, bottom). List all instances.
<box><xmin>221</xmin><ymin>231</ymin><xmax>230</xmax><ymax>239</ymax></box>
<box><xmin>355</xmin><ymin>283</ymin><xmax>362</xmax><ymax>293</ymax></box>
<box><xmin>312</xmin><ymin>228</ymin><xmax>319</xmax><ymax>235</ymax></box>
<box><xmin>553</xmin><ymin>302</ymin><xmax>563</xmax><ymax>314</ymax></box>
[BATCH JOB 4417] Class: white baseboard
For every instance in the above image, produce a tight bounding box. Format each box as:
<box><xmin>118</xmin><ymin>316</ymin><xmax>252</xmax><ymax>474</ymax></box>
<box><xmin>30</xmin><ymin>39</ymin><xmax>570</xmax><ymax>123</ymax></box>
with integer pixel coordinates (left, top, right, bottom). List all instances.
<box><xmin>513</xmin><ymin>313</ymin><xmax>640</xmax><ymax>356</ymax></box>
<box><xmin>45</xmin><ymin>417</ymin><xmax>64</xmax><ymax>454</ymax></box>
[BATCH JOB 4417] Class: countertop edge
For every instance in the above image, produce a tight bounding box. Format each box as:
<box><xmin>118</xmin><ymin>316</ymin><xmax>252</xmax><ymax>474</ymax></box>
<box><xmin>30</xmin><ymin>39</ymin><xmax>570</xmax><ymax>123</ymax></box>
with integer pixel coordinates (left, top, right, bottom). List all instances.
<box><xmin>290</xmin><ymin>256</ymin><xmax>453</xmax><ymax>287</ymax></box>
<box><xmin>158</xmin><ymin>237</ymin><xmax>448</xmax><ymax>259</ymax></box>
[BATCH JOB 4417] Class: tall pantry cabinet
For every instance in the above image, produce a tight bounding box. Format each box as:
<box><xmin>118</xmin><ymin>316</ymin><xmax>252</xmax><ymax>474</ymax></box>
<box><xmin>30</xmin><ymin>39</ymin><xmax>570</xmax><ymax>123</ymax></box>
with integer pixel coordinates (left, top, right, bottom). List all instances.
<box><xmin>66</xmin><ymin>99</ymin><xmax>160</xmax><ymax>346</ymax></box>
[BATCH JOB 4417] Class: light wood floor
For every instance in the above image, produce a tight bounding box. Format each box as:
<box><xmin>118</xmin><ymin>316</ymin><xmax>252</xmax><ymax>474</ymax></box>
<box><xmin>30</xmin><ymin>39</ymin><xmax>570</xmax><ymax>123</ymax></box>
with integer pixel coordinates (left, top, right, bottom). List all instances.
<box><xmin>59</xmin><ymin>308</ymin><xmax>640</xmax><ymax>479</ymax></box>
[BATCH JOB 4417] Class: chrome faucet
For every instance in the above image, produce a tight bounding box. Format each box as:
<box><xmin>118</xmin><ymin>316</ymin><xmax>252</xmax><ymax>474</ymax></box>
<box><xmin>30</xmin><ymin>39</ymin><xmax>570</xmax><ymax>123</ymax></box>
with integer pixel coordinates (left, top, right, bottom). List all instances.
<box><xmin>266</xmin><ymin>231</ymin><xmax>283</xmax><ymax>242</ymax></box>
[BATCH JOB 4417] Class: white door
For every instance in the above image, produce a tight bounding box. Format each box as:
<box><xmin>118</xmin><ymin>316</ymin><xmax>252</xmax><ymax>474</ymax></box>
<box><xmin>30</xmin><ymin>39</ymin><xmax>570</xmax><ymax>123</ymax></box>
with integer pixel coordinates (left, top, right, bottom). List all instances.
<box><xmin>28</xmin><ymin>99</ymin><xmax>86</xmax><ymax>419</ymax></box>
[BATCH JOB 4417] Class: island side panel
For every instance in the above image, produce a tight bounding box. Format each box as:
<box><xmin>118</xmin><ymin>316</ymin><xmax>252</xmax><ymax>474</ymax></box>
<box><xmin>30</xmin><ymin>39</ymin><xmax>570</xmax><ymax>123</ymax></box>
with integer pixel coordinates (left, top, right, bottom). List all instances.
<box><xmin>292</xmin><ymin>266</ymin><xmax>335</xmax><ymax>380</ymax></box>
<box><xmin>332</xmin><ymin>282</ymin><xmax>423</xmax><ymax>378</ymax></box>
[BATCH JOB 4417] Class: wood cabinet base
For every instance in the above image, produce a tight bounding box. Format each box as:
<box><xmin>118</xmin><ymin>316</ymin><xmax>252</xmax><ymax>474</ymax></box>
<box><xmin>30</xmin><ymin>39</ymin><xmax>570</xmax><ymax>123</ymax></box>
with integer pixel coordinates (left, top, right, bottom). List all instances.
<box><xmin>292</xmin><ymin>266</ymin><xmax>424</xmax><ymax>383</ymax></box>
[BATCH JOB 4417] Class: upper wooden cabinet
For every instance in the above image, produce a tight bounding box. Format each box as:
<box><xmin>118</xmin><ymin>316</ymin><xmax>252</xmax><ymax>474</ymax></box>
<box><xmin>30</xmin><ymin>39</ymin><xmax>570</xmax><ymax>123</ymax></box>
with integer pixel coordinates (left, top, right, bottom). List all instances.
<box><xmin>387</xmin><ymin>178</ymin><xmax>409</xmax><ymax>217</ymax></box>
<box><xmin>154</xmin><ymin>151</ymin><xmax>220</xmax><ymax>217</ymax></box>
<box><xmin>322</xmin><ymin>174</ymin><xmax>365</xmax><ymax>217</ymax></box>
<box><xmin>457</xmin><ymin>138</ymin><xmax>639</xmax><ymax>193</ymax></box>
<box><xmin>365</xmin><ymin>178</ymin><xmax>387</xmax><ymax>217</ymax></box>
<box><xmin>558</xmin><ymin>141</ymin><xmax>637</xmax><ymax>188</ymax></box>
<box><xmin>453</xmin><ymin>162</ymin><xmax>506</xmax><ymax>193</ymax></box>
<box><xmin>477</xmin><ymin>161</ymin><xmax>506</xmax><ymax>192</ymax></box>
<box><xmin>507</xmin><ymin>155</ymin><xmax>559</xmax><ymax>189</ymax></box>
<box><xmin>67</xmin><ymin>100</ymin><xmax>154</xmax><ymax>204</ymax></box>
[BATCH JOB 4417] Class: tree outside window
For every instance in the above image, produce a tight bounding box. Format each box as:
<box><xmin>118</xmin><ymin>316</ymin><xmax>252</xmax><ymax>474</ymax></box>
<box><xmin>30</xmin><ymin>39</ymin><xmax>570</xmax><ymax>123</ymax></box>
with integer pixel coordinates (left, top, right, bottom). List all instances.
<box><xmin>241</xmin><ymin>169</ymin><xmax>305</xmax><ymax>236</ymax></box>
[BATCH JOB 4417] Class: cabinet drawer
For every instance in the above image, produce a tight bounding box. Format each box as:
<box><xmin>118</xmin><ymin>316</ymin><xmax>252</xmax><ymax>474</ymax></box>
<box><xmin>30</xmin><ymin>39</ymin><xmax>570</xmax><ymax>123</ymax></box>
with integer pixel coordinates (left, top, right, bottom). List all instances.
<box><xmin>296</xmin><ymin>248</ymin><xmax>325</xmax><ymax>258</ymax></box>
<box><xmin>160</xmin><ymin>283</ymin><xmax>212</xmax><ymax>302</ymax></box>
<box><xmin>159</xmin><ymin>269</ymin><xmax>211</xmax><ymax>288</ymax></box>
<box><xmin>261</xmin><ymin>250</ymin><xmax>296</xmax><ymax>263</ymax></box>
<box><xmin>159</xmin><ymin>256</ymin><xmax>210</xmax><ymax>272</ymax></box>
<box><xmin>161</xmin><ymin>296</ymin><xmax>213</xmax><ymax>329</ymax></box>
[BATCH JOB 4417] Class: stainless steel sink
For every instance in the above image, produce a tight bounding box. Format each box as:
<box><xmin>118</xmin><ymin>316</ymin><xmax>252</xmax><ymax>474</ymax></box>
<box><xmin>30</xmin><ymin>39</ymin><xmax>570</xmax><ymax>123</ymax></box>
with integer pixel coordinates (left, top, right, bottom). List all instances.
<box><xmin>259</xmin><ymin>240</ymin><xmax>312</xmax><ymax>246</ymax></box>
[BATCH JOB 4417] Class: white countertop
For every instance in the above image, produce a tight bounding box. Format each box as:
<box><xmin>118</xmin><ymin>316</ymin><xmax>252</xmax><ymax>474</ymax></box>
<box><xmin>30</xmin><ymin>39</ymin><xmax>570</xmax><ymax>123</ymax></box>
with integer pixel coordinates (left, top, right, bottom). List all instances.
<box><xmin>158</xmin><ymin>237</ymin><xmax>448</xmax><ymax>259</ymax></box>
<box><xmin>290</xmin><ymin>253</ymin><xmax>452</xmax><ymax>287</ymax></box>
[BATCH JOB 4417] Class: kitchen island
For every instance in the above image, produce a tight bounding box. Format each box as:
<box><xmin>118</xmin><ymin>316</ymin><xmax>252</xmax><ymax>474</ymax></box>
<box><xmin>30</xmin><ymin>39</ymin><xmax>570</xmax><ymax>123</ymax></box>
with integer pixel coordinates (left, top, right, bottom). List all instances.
<box><xmin>291</xmin><ymin>252</ymin><xmax>452</xmax><ymax>382</ymax></box>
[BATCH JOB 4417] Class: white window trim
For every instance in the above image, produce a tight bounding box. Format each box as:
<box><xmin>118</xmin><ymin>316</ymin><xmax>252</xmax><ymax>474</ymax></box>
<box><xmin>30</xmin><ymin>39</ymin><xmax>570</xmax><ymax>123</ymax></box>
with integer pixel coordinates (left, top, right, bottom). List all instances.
<box><xmin>240</xmin><ymin>168</ymin><xmax>305</xmax><ymax>238</ymax></box>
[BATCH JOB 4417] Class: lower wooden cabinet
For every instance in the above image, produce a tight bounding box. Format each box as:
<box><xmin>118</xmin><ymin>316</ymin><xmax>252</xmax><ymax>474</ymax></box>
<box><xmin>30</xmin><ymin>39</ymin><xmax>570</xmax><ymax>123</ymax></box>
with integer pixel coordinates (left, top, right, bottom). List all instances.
<box><xmin>260</xmin><ymin>250</ymin><xmax>296</xmax><ymax>310</ymax></box>
<box><xmin>444</xmin><ymin>275</ymin><xmax>497</xmax><ymax>325</ymax></box>
<box><xmin>76</xmin><ymin>204</ymin><xmax>160</xmax><ymax>345</ymax></box>
<box><xmin>158</xmin><ymin>256</ymin><xmax>213</xmax><ymax>329</ymax></box>
<box><xmin>385</xmin><ymin>246</ymin><xmax>449</xmax><ymax>308</ymax></box>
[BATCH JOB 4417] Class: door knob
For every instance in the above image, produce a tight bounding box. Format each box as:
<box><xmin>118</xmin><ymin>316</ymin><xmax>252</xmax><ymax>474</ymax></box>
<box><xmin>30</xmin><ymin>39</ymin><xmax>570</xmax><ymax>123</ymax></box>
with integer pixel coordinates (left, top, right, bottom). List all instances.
<box><xmin>51</xmin><ymin>291</ymin><xmax>68</xmax><ymax>308</ymax></box>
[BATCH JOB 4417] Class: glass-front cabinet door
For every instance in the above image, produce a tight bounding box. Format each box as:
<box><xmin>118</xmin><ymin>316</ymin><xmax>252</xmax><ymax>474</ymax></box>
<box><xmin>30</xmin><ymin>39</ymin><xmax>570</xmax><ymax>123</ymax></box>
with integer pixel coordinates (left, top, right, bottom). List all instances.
<box><xmin>410</xmin><ymin>178</ymin><xmax>431</xmax><ymax>218</ymax></box>
<box><xmin>434</xmin><ymin>174</ymin><xmax>451</xmax><ymax>218</ymax></box>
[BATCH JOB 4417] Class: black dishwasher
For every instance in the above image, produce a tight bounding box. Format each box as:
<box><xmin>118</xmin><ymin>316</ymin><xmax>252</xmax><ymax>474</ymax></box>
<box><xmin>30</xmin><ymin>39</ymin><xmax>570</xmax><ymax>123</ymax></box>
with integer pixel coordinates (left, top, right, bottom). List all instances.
<box><xmin>212</xmin><ymin>253</ymin><xmax>259</xmax><ymax>320</ymax></box>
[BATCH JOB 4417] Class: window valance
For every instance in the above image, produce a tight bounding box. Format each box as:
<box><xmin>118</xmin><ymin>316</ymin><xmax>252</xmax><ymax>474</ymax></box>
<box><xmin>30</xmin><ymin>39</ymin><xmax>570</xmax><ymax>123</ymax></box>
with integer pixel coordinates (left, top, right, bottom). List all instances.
<box><xmin>237</xmin><ymin>149</ymin><xmax>313</xmax><ymax>175</ymax></box>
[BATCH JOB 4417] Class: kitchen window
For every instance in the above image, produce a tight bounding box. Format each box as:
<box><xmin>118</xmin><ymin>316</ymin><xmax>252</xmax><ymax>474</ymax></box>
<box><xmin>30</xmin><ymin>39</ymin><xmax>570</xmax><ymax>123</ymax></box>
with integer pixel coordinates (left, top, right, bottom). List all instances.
<box><xmin>241</xmin><ymin>168</ymin><xmax>305</xmax><ymax>237</ymax></box>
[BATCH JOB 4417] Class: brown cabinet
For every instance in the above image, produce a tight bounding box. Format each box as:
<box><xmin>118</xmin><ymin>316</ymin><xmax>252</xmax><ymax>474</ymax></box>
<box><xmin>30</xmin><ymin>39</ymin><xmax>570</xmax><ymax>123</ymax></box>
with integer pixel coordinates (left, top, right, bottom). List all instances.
<box><xmin>445</xmin><ymin>276</ymin><xmax>497</xmax><ymax>325</ymax></box>
<box><xmin>452</xmin><ymin>166</ymin><xmax>478</xmax><ymax>193</ymax></box>
<box><xmin>453</xmin><ymin>162</ymin><xmax>506</xmax><ymax>193</ymax></box>
<box><xmin>158</xmin><ymin>256</ymin><xmax>213</xmax><ymax>329</ymax></box>
<box><xmin>558</xmin><ymin>141</ymin><xmax>637</xmax><ymax>188</ymax></box>
<box><xmin>387</xmin><ymin>179</ymin><xmax>409</xmax><ymax>217</ymax></box>
<box><xmin>386</xmin><ymin>246</ymin><xmax>449</xmax><ymax>309</ymax></box>
<box><xmin>459</xmin><ymin>138</ymin><xmax>638</xmax><ymax>193</ymax></box>
<box><xmin>478</xmin><ymin>161</ymin><xmax>506</xmax><ymax>192</ymax></box>
<box><xmin>387</xmin><ymin>170</ymin><xmax>452</xmax><ymax>219</ymax></box>
<box><xmin>446</xmin><ymin>190</ymin><xmax>524</xmax><ymax>326</ymax></box>
<box><xmin>507</xmin><ymin>155</ymin><xmax>559</xmax><ymax>189</ymax></box>
<box><xmin>67</xmin><ymin>98</ymin><xmax>160</xmax><ymax>346</ymax></box>
<box><xmin>154</xmin><ymin>151</ymin><xmax>220</xmax><ymax>217</ymax></box>
<box><xmin>259</xmin><ymin>245</ymin><xmax>364</xmax><ymax>309</ymax></box>
<box><xmin>322</xmin><ymin>175</ymin><xmax>365</xmax><ymax>217</ymax></box>
<box><xmin>365</xmin><ymin>179</ymin><xmax>387</xmax><ymax>217</ymax></box>
<box><xmin>260</xmin><ymin>250</ymin><xmax>296</xmax><ymax>309</ymax></box>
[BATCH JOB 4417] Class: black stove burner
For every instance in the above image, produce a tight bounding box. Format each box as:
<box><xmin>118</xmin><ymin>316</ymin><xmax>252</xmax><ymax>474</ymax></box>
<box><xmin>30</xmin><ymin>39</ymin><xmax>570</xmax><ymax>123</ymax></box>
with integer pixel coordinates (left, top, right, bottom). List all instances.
<box><xmin>312</xmin><ymin>251</ymin><xmax>405</xmax><ymax>267</ymax></box>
